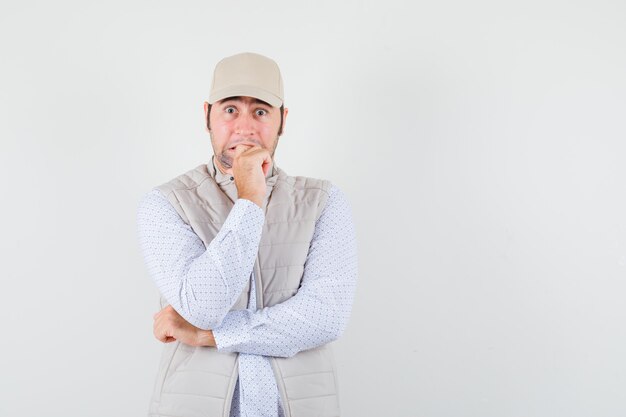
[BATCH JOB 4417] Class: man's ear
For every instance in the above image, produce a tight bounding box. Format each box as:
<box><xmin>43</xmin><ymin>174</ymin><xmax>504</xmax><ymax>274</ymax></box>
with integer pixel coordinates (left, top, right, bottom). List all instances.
<box><xmin>281</xmin><ymin>107</ymin><xmax>288</xmax><ymax>135</ymax></box>
<box><xmin>203</xmin><ymin>101</ymin><xmax>211</xmax><ymax>132</ymax></box>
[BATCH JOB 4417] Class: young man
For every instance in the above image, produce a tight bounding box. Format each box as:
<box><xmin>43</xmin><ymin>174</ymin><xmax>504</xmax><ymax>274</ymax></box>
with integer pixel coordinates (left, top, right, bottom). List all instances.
<box><xmin>137</xmin><ymin>52</ymin><xmax>358</xmax><ymax>417</ymax></box>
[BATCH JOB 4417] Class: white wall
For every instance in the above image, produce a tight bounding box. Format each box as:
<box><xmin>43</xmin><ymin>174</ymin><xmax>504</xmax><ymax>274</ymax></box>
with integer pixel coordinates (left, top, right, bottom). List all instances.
<box><xmin>1</xmin><ymin>1</ymin><xmax>625</xmax><ymax>416</ymax></box>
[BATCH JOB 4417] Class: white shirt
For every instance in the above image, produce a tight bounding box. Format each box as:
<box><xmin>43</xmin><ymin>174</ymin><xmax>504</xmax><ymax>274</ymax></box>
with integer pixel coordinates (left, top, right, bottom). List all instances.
<box><xmin>137</xmin><ymin>178</ymin><xmax>358</xmax><ymax>417</ymax></box>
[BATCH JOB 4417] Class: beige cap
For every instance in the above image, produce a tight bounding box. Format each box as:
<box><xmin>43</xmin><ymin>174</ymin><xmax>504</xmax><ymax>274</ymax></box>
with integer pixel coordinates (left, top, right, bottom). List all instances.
<box><xmin>208</xmin><ymin>52</ymin><xmax>284</xmax><ymax>107</ymax></box>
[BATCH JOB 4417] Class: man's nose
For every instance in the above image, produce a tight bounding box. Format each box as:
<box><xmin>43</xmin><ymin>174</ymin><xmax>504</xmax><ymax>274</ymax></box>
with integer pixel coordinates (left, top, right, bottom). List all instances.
<box><xmin>234</xmin><ymin>112</ymin><xmax>256</xmax><ymax>136</ymax></box>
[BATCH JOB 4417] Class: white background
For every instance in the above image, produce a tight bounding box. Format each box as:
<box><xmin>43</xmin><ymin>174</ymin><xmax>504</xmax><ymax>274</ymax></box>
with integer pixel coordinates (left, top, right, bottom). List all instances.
<box><xmin>1</xmin><ymin>1</ymin><xmax>625</xmax><ymax>416</ymax></box>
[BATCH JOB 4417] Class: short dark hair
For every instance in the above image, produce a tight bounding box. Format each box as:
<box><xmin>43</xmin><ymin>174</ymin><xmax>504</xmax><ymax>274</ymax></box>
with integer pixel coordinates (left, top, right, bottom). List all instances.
<box><xmin>206</xmin><ymin>96</ymin><xmax>284</xmax><ymax>136</ymax></box>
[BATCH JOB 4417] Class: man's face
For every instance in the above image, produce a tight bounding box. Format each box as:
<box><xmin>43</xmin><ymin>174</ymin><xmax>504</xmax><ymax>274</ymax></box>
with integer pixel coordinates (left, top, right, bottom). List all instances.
<box><xmin>204</xmin><ymin>96</ymin><xmax>288</xmax><ymax>174</ymax></box>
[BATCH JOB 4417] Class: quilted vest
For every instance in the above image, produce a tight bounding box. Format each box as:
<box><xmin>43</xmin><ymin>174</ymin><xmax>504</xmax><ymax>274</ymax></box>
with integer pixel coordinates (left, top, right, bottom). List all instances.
<box><xmin>148</xmin><ymin>156</ymin><xmax>341</xmax><ymax>417</ymax></box>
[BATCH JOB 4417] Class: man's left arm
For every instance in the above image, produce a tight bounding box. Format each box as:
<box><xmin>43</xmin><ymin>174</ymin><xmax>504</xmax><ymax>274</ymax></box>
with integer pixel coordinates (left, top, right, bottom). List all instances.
<box><xmin>209</xmin><ymin>185</ymin><xmax>358</xmax><ymax>357</ymax></box>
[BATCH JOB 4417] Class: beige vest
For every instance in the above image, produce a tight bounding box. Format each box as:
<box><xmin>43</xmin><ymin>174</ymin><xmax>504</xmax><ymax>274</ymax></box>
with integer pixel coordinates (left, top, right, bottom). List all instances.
<box><xmin>148</xmin><ymin>157</ymin><xmax>341</xmax><ymax>417</ymax></box>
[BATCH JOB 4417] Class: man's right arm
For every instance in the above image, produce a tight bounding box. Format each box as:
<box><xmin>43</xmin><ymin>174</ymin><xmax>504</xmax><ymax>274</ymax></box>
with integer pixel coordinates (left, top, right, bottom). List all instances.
<box><xmin>136</xmin><ymin>189</ymin><xmax>264</xmax><ymax>330</ymax></box>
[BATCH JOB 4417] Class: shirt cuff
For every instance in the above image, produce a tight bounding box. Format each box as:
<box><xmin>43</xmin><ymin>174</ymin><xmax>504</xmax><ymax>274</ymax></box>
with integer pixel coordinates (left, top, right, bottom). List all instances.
<box><xmin>220</xmin><ymin>198</ymin><xmax>265</xmax><ymax>237</ymax></box>
<box><xmin>212</xmin><ymin>310</ymin><xmax>250</xmax><ymax>351</ymax></box>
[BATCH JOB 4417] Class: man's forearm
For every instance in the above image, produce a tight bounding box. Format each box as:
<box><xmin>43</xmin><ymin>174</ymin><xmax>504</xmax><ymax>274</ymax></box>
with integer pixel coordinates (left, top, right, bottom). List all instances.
<box><xmin>196</xmin><ymin>329</ymin><xmax>217</xmax><ymax>347</ymax></box>
<box><xmin>138</xmin><ymin>190</ymin><xmax>264</xmax><ymax>330</ymax></box>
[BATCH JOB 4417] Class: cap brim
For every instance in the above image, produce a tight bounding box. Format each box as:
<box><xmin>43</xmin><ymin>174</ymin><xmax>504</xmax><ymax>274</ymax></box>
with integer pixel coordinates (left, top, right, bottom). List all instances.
<box><xmin>209</xmin><ymin>85</ymin><xmax>282</xmax><ymax>107</ymax></box>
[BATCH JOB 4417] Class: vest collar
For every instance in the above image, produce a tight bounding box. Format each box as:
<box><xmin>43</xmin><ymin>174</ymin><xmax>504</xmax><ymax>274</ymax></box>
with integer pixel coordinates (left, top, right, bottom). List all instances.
<box><xmin>207</xmin><ymin>155</ymin><xmax>280</xmax><ymax>188</ymax></box>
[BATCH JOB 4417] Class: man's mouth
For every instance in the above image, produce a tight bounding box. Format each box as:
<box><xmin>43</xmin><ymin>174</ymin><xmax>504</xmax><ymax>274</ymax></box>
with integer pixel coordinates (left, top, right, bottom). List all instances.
<box><xmin>228</xmin><ymin>143</ymin><xmax>257</xmax><ymax>151</ymax></box>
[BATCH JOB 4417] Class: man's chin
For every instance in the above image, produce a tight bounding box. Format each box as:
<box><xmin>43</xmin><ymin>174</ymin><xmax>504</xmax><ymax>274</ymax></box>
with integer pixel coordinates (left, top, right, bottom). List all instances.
<box><xmin>216</xmin><ymin>154</ymin><xmax>233</xmax><ymax>171</ymax></box>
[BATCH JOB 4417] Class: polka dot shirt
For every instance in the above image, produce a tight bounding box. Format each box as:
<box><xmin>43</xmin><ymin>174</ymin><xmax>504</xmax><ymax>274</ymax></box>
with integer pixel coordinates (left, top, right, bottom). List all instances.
<box><xmin>137</xmin><ymin>183</ymin><xmax>358</xmax><ymax>417</ymax></box>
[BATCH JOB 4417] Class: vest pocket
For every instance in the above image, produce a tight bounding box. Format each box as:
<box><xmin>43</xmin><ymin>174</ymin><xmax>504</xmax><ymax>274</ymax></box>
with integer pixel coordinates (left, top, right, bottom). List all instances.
<box><xmin>149</xmin><ymin>340</ymin><xmax>181</xmax><ymax>411</ymax></box>
<box><xmin>152</xmin><ymin>346</ymin><xmax>238</xmax><ymax>416</ymax></box>
<box><xmin>161</xmin><ymin>345</ymin><xmax>238</xmax><ymax>399</ymax></box>
<box><xmin>273</xmin><ymin>345</ymin><xmax>341</xmax><ymax>417</ymax></box>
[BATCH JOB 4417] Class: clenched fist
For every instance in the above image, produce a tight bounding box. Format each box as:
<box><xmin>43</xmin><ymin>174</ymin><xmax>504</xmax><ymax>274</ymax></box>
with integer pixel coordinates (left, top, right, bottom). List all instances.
<box><xmin>153</xmin><ymin>305</ymin><xmax>215</xmax><ymax>347</ymax></box>
<box><xmin>232</xmin><ymin>144</ymin><xmax>272</xmax><ymax>208</ymax></box>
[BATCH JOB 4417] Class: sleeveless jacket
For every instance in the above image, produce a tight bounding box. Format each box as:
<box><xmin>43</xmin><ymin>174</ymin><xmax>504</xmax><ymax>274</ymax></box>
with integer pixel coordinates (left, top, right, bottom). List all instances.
<box><xmin>148</xmin><ymin>157</ymin><xmax>341</xmax><ymax>417</ymax></box>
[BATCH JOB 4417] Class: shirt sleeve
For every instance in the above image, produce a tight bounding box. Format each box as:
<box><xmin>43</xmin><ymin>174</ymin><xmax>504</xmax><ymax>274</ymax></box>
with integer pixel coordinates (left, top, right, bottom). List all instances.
<box><xmin>136</xmin><ymin>189</ymin><xmax>265</xmax><ymax>330</ymax></box>
<box><xmin>212</xmin><ymin>184</ymin><xmax>358</xmax><ymax>358</ymax></box>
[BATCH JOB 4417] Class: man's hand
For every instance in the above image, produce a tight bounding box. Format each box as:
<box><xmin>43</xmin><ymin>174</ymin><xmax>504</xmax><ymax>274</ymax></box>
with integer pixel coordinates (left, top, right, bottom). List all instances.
<box><xmin>153</xmin><ymin>305</ymin><xmax>216</xmax><ymax>347</ymax></box>
<box><xmin>232</xmin><ymin>144</ymin><xmax>272</xmax><ymax>208</ymax></box>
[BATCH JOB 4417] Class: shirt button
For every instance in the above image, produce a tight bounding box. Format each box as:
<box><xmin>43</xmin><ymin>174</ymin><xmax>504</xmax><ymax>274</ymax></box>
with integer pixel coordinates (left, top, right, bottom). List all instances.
<box><xmin>230</xmin><ymin>176</ymin><xmax>234</xmax><ymax>180</ymax></box>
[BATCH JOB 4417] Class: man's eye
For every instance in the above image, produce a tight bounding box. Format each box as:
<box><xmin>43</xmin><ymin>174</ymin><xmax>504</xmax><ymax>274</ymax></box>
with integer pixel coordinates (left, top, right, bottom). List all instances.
<box><xmin>225</xmin><ymin>107</ymin><xmax>236</xmax><ymax>114</ymax></box>
<box><xmin>256</xmin><ymin>109</ymin><xmax>267</xmax><ymax>116</ymax></box>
